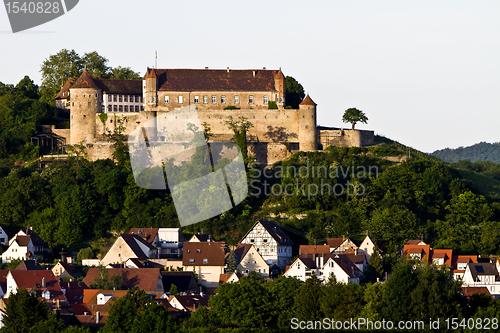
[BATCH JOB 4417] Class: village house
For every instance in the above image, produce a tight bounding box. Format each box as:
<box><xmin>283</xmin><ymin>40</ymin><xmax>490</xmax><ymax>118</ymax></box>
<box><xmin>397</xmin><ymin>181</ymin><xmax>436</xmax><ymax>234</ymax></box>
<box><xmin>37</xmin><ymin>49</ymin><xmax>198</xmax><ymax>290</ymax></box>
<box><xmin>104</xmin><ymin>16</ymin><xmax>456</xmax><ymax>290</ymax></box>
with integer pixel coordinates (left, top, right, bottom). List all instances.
<box><xmin>0</xmin><ymin>226</ymin><xmax>8</xmax><ymax>246</ymax></box>
<box><xmin>98</xmin><ymin>234</ymin><xmax>158</xmax><ymax>267</ymax></box>
<box><xmin>239</xmin><ymin>220</ymin><xmax>294</xmax><ymax>268</ymax></box>
<box><xmin>284</xmin><ymin>258</ymin><xmax>320</xmax><ymax>282</ymax></box>
<box><xmin>5</xmin><ymin>270</ymin><xmax>66</xmax><ymax>303</ymax></box>
<box><xmin>327</xmin><ymin>237</ymin><xmax>358</xmax><ymax>254</ymax></box>
<box><xmin>234</xmin><ymin>243</ymin><xmax>270</xmax><ymax>277</ymax></box>
<box><xmin>52</xmin><ymin>261</ymin><xmax>76</xmax><ymax>280</ymax></box>
<box><xmin>1</xmin><ymin>228</ymin><xmax>48</xmax><ymax>264</ymax></box>
<box><xmin>219</xmin><ymin>272</ymin><xmax>241</xmax><ymax>284</ymax></box>
<box><xmin>462</xmin><ymin>262</ymin><xmax>500</xmax><ymax>297</ymax></box>
<box><xmin>182</xmin><ymin>241</ymin><xmax>227</xmax><ymax>289</ymax></box>
<box><xmin>128</xmin><ymin>228</ymin><xmax>184</xmax><ymax>258</ymax></box>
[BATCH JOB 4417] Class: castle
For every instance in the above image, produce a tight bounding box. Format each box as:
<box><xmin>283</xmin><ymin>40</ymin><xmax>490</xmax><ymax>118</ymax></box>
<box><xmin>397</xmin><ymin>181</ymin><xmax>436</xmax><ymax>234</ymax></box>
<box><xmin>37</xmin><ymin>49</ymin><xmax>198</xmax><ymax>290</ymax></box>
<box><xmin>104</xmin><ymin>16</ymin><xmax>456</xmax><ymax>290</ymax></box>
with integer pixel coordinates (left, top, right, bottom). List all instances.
<box><xmin>50</xmin><ymin>67</ymin><xmax>374</xmax><ymax>165</ymax></box>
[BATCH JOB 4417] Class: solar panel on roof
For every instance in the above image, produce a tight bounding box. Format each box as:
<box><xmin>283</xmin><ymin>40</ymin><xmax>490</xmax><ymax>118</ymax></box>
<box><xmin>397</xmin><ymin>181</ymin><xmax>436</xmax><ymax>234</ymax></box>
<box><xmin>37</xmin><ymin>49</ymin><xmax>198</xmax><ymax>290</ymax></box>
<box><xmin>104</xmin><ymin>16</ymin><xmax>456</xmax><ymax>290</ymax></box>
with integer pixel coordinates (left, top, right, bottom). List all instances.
<box><xmin>476</xmin><ymin>265</ymin><xmax>484</xmax><ymax>273</ymax></box>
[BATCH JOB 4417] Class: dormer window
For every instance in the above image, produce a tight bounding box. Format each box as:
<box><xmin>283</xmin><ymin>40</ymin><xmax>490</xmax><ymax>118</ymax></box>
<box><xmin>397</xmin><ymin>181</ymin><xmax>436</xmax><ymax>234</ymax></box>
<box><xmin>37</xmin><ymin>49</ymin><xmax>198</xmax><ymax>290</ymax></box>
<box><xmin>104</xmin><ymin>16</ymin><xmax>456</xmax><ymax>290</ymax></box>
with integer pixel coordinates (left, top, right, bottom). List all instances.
<box><xmin>196</xmin><ymin>249</ymin><xmax>201</xmax><ymax>253</ymax></box>
<box><xmin>250</xmin><ymin>239</ymin><xmax>254</xmax><ymax>243</ymax></box>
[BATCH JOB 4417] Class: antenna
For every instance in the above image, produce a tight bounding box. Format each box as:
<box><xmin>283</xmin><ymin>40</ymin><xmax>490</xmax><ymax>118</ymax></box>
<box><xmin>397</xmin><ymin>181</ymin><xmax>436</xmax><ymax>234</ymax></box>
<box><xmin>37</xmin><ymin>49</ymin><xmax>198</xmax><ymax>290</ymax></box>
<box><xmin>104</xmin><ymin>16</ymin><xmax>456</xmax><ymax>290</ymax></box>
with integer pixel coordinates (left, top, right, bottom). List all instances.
<box><xmin>155</xmin><ymin>50</ymin><xmax>157</xmax><ymax>69</ymax></box>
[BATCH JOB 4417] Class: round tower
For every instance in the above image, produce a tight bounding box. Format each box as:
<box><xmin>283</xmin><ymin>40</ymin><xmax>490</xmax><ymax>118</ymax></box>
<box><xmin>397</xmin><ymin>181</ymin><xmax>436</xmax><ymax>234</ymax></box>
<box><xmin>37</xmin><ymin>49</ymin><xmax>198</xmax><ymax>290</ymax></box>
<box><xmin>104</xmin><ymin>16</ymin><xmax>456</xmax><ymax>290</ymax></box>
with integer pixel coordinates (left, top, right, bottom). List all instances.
<box><xmin>69</xmin><ymin>70</ymin><xmax>101</xmax><ymax>145</ymax></box>
<box><xmin>298</xmin><ymin>95</ymin><xmax>317</xmax><ymax>151</ymax></box>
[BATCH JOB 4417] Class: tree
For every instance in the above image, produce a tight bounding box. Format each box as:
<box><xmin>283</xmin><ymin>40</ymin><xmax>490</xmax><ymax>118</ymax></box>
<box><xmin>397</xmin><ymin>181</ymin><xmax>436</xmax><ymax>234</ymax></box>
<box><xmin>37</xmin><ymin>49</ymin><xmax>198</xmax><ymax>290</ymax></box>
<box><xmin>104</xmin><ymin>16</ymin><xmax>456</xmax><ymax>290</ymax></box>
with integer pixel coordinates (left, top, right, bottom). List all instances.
<box><xmin>39</xmin><ymin>49</ymin><xmax>83</xmax><ymax>103</ymax></box>
<box><xmin>2</xmin><ymin>288</ymin><xmax>53</xmax><ymax>333</ymax></box>
<box><xmin>226</xmin><ymin>249</ymin><xmax>237</xmax><ymax>274</ymax></box>
<box><xmin>293</xmin><ymin>273</ymin><xmax>322</xmax><ymax>321</ymax></box>
<box><xmin>168</xmin><ymin>283</ymin><xmax>178</xmax><ymax>296</ymax></box>
<box><xmin>364</xmin><ymin>247</ymin><xmax>384</xmax><ymax>281</ymax></box>
<box><xmin>285</xmin><ymin>76</ymin><xmax>305</xmax><ymax>109</ymax></box>
<box><xmin>130</xmin><ymin>303</ymin><xmax>178</xmax><ymax>333</ymax></box>
<box><xmin>224</xmin><ymin>116</ymin><xmax>254</xmax><ymax>164</ymax></box>
<box><xmin>342</xmin><ymin>108</ymin><xmax>368</xmax><ymax>130</ymax></box>
<box><xmin>102</xmin><ymin>287</ymin><xmax>153</xmax><ymax>333</ymax></box>
<box><xmin>110</xmin><ymin>66</ymin><xmax>142</xmax><ymax>80</ymax></box>
<box><xmin>82</xmin><ymin>51</ymin><xmax>111</xmax><ymax>78</ymax></box>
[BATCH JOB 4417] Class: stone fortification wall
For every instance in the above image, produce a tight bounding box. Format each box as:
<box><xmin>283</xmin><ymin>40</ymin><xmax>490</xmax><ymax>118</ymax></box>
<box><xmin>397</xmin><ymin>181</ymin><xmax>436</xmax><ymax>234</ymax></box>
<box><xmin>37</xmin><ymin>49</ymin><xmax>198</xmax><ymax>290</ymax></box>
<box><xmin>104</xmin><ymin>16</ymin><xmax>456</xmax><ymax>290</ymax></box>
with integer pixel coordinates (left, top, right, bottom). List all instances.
<box><xmin>319</xmin><ymin>129</ymin><xmax>375</xmax><ymax>148</ymax></box>
<box><xmin>248</xmin><ymin>142</ymin><xmax>292</xmax><ymax>166</ymax></box>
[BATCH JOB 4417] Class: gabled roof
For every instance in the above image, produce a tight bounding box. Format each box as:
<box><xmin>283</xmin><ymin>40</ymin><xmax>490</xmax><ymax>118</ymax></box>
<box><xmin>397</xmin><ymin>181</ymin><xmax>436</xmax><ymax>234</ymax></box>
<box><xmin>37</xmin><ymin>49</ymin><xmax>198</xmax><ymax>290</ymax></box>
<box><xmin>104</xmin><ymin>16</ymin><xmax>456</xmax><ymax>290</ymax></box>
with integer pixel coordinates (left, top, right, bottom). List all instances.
<box><xmin>344</xmin><ymin>254</ymin><xmax>367</xmax><ymax>265</ymax></box>
<box><xmin>83</xmin><ymin>268</ymin><xmax>161</xmax><ymax>291</ymax></box>
<box><xmin>233</xmin><ymin>244</ymin><xmax>253</xmax><ymax>263</ymax></box>
<box><xmin>240</xmin><ymin>221</ymin><xmax>293</xmax><ymax>246</ymax></box>
<box><xmin>169</xmin><ymin>294</ymin><xmax>209</xmax><ymax>311</ymax></box>
<box><xmin>20</xmin><ymin>229</ymin><xmax>48</xmax><ymax>247</ymax></box>
<box><xmin>9</xmin><ymin>270</ymin><xmax>66</xmax><ymax>300</ymax></box>
<box><xmin>405</xmin><ymin>240</ymin><xmax>427</xmax><ymax>245</ymax></box>
<box><xmin>119</xmin><ymin>234</ymin><xmax>157</xmax><ymax>259</ymax></box>
<box><xmin>71</xmin><ymin>70</ymin><xmax>99</xmax><ymax>89</ymax></box>
<box><xmin>219</xmin><ymin>272</ymin><xmax>242</xmax><ymax>284</ymax></box>
<box><xmin>127</xmin><ymin>228</ymin><xmax>159</xmax><ymax>245</ymax></box>
<box><xmin>14</xmin><ymin>236</ymin><xmax>31</xmax><ymax>247</ymax></box>
<box><xmin>190</xmin><ymin>234</ymin><xmax>215</xmax><ymax>242</ymax></box>
<box><xmin>468</xmin><ymin>263</ymin><xmax>500</xmax><ymax>282</ymax></box>
<box><xmin>148</xmin><ymin>68</ymin><xmax>282</xmax><ymax>92</ymax></box>
<box><xmin>161</xmin><ymin>271</ymin><xmax>198</xmax><ymax>293</ymax></box>
<box><xmin>182</xmin><ymin>242</ymin><xmax>227</xmax><ymax>266</ymax></box>
<box><xmin>323</xmin><ymin>254</ymin><xmax>363</xmax><ymax>279</ymax></box>
<box><xmin>430</xmin><ymin>249</ymin><xmax>453</xmax><ymax>267</ymax></box>
<box><xmin>298</xmin><ymin>258</ymin><xmax>317</xmax><ymax>269</ymax></box>
<box><xmin>299</xmin><ymin>95</ymin><xmax>316</xmax><ymax>106</ymax></box>
<box><xmin>327</xmin><ymin>238</ymin><xmax>351</xmax><ymax>250</ymax></box>
<box><xmin>15</xmin><ymin>260</ymin><xmax>43</xmax><ymax>270</ymax></box>
<box><xmin>403</xmin><ymin>244</ymin><xmax>431</xmax><ymax>262</ymax></box>
<box><xmin>54</xmin><ymin>261</ymin><xmax>76</xmax><ymax>277</ymax></box>
<box><xmin>55</xmin><ymin>77</ymin><xmax>77</xmax><ymax>100</ymax></box>
<box><xmin>299</xmin><ymin>245</ymin><xmax>331</xmax><ymax>255</ymax></box>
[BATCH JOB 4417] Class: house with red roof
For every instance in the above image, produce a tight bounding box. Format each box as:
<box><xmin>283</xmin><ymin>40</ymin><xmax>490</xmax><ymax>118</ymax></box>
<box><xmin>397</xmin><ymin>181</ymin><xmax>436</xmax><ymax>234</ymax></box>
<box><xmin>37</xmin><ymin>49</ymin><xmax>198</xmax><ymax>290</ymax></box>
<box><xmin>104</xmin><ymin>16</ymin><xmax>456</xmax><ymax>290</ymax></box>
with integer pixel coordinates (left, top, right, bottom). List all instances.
<box><xmin>5</xmin><ymin>270</ymin><xmax>66</xmax><ymax>304</ymax></box>
<box><xmin>83</xmin><ymin>268</ymin><xmax>163</xmax><ymax>292</ymax></box>
<box><xmin>182</xmin><ymin>241</ymin><xmax>227</xmax><ymax>288</ymax></box>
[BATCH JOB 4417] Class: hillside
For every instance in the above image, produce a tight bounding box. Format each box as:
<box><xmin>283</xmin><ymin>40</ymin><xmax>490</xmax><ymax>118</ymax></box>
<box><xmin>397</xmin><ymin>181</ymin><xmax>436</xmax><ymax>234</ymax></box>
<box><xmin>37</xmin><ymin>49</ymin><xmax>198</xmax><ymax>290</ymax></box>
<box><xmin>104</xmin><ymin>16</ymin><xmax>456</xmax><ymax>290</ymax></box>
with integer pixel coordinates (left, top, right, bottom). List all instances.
<box><xmin>432</xmin><ymin>141</ymin><xmax>500</xmax><ymax>163</ymax></box>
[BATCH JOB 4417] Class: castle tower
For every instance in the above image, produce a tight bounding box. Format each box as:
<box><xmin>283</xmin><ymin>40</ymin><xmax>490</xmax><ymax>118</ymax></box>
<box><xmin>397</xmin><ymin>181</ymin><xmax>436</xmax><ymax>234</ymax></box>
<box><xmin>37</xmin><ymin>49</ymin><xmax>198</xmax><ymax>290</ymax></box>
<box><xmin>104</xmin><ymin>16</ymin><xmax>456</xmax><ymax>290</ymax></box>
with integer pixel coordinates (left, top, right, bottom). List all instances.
<box><xmin>143</xmin><ymin>67</ymin><xmax>158</xmax><ymax>111</ymax></box>
<box><xmin>298</xmin><ymin>95</ymin><xmax>317</xmax><ymax>151</ymax></box>
<box><xmin>274</xmin><ymin>68</ymin><xmax>285</xmax><ymax>107</ymax></box>
<box><xmin>69</xmin><ymin>70</ymin><xmax>101</xmax><ymax>145</ymax></box>
<box><xmin>141</xmin><ymin>67</ymin><xmax>158</xmax><ymax>141</ymax></box>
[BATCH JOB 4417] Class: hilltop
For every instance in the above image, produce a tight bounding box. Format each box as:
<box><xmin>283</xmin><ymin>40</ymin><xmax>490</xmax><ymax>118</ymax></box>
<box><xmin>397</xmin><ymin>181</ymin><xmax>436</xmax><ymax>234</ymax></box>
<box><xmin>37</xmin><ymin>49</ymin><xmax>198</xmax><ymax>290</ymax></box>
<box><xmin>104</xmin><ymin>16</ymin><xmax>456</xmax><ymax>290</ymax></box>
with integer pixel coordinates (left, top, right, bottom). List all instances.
<box><xmin>432</xmin><ymin>141</ymin><xmax>500</xmax><ymax>163</ymax></box>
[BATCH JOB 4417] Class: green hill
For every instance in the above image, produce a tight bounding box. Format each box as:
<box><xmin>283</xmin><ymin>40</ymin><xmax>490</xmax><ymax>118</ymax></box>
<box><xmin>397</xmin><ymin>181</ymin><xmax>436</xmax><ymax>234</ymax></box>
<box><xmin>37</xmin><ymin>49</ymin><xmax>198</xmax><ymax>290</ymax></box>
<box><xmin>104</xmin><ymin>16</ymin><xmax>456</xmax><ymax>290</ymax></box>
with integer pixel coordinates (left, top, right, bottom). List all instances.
<box><xmin>432</xmin><ymin>141</ymin><xmax>500</xmax><ymax>163</ymax></box>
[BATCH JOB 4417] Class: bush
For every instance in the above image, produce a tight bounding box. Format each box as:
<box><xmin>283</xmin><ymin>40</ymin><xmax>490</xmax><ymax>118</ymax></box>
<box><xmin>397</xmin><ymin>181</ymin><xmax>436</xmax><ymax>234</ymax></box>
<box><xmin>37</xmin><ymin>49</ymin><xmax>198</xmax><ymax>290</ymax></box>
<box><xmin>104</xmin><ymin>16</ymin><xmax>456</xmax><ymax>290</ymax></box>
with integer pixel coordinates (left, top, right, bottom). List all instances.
<box><xmin>224</xmin><ymin>105</ymin><xmax>240</xmax><ymax>110</ymax></box>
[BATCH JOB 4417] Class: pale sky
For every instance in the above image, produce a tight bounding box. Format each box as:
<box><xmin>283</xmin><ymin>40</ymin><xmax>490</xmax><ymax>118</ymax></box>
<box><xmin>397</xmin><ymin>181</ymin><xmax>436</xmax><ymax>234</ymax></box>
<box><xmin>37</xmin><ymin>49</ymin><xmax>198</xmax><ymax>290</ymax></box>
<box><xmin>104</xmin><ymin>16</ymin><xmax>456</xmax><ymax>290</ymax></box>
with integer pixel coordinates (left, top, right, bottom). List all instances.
<box><xmin>1</xmin><ymin>0</ymin><xmax>499</xmax><ymax>153</ymax></box>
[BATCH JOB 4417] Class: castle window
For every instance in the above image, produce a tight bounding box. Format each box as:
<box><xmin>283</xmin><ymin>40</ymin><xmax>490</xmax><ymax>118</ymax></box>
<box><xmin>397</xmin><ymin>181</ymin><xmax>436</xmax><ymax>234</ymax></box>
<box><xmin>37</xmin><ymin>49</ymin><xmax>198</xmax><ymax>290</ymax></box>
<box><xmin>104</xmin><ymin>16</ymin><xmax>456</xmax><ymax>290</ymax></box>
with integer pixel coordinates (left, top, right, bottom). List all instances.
<box><xmin>280</xmin><ymin>97</ymin><xmax>283</xmax><ymax>103</ymax></box>
<box><xmin>264</xmin><ymin>96</ymin><xmax>268</xmax><ymax>104</ymax></box>
<box><xmin>194</xmin><ymin>96</ymin><xmax>199</xmax><ymax>104</ymax></box>
<box><xmin>113</xmin><ymin>105</ymin><xmax>117</xmax><ymax>112</ymax></box>
<box><xmin>119</xmin><ymin>95</ymin><xmax>122</xmax><ymax>102</ymax></box>
<box><xmin>73</xmin><ymin>102</ymin><xmax>74</xmax><ymax>106</ymax></box>
<box><xmin>136</xmin><ymin>106</ymin><xmax>139</xmax><ymax>112</ymax></box>
<box><xmin>135</xmin><ymin>96</ymin><xmax>139</xmax><ymax>103</ymax></box>
<box><xmin>178</xmin><ymin>96</ymin><xmax>183</xmax><ymax>104</ymax></box>
<box><xmin>88</xmin><ymin>102</ymin><xmax>91</xmax><ymax>106</ymax></box>
<box><xmin>113</xmin><ymin>95</ymin><xmax>117</xmax><ymax>102</ymax></box>
<box><xmin>221</xmin><ymin>96</ymin><xmax>226</xmax><ymax>104</ymax></box>
<box><xmin>140</xmin><ymin>106</ymin><xmax>144</xmax><ymax>111</ymax></box>
<box><xmin>165</xmin><ymin>96</ymin><xmax>169</xmax><ymax>104</ymax></box>
<box><xmin>124</xmin><ymin>96</ymin><xmax>128</xmax><ymax>102</ymax></box>
<box><xmin>249</xmin><ymin>95</ymin><xmax>254</xmax><ymax>104</ymax></box>
<box><xmin>119</xmin><ymin>105</ymin><xmax>123</xmax><ymax>112</ymax></box>
<box><xmin>211</xmin><ymin>96</ymin><xmax>216</xmax><ymax>104</ymax></box>
<box><xmin>108</xmin><ymin>95</ymin><xmax>111</xmax><ymax>102</ymax></box>
<box><xmin>108</xmin><ymin>105</ymin><xmax>112</xmax><ymax>112</ymax></box>
<box><xmin>234</xmin><ymin>96</ymin><xmax>239</xmax><ymax>104</ymax></box>
<box><xmin>124</xmin><ymin>105</ymin><xmax>128</xmax><ymax>112</ymax></box>
<box><xmin>140</xmin><ymin>96</ymin><xmax>143</xmax><ymax>103</ymax></box>
<box><xmin>149</xmin><ymin>97</ymin><xmax>152</xmax><ymax>103</ymax></box>
<box><xmin>203</xmin><ymin>96</ymin><xmax>208</xmax><ymax>104</ymax></box>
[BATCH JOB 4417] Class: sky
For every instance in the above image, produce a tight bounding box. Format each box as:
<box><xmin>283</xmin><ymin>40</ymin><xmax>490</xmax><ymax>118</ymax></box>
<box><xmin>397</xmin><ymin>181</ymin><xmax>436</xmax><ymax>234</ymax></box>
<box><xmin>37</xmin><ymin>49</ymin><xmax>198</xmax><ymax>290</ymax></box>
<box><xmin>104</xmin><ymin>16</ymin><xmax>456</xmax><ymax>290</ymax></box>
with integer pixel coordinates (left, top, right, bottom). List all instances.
<box><xmin>1</xmin><ymin>0</ymin><xmax>499</xmax><ymax>153</ymax></box>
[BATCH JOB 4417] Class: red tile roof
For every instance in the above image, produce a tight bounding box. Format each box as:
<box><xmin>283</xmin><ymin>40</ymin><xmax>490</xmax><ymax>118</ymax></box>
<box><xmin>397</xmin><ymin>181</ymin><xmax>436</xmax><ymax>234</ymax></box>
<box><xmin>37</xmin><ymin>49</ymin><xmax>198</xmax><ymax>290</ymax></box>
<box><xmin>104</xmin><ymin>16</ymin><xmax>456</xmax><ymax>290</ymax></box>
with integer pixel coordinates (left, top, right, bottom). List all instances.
<box><xmin>299</xmin><ymin>245</ymin><xmax>331</xmax><ymax>255</ymax></box>
<box><xmin>71</xmin><ymin>70</ymin><xmax>99</xmax><ymax>89</ymax></box>
<box><xmin>462</xmin><ymin>286</ymin><xmax>493</xmax><ymax>298</ymax></box>
<box><xmin>55</xmin><ymin>77</ymin><xmax>77</xmax><ymax>100</ymax></box>
<box><xmin>430</xmin><ymin>249</ymin><xmax>453</xmax><ymax>267</ymax></box>
<box><xmin>147</xmin><ymin>68</ymin><xmax>281</xmax><ymax>92</ymax></box>
<box><xmin>127</xmin><ymin>228</ymin><xmax>159</xmax><ymax>245</ymax></box>
<box><xmin>9</xmin><ymin>270</ymin><xmax>66</xmax><ymax>300</ymax></box>
<box><xmin>183</xmin><ymin>242</ymin><xmax>227</xmax><ymax>266</ymax></box>
<box><xmin>403</xmin><ymin>244</ymin><xmax>431</xmax><ymax>262</ymax></box>
<box><xmin>83</xmin><ymin>268</ymin><xmax>161</xmax><ymax>291</ymax></box>
<box><xmin>299</xmin><ymin>95</ymin><xmax>316</xmax><ymax>106</ymax></box>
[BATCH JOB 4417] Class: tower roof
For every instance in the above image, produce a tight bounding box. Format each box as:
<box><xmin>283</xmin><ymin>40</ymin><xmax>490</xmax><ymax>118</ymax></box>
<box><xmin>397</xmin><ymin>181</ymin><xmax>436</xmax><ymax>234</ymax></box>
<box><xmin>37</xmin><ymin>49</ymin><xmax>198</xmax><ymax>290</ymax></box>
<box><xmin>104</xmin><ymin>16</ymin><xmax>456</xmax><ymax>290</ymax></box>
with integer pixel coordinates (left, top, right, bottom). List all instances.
<box><xmin>299</xmin><ymin>94</ymin><xmax>317</xmax><ymax>106</ymax></box>
<box><xmin>71</xmin><ymin>70</ymin><xmax>99</xmax><ymax>89</ymax></box>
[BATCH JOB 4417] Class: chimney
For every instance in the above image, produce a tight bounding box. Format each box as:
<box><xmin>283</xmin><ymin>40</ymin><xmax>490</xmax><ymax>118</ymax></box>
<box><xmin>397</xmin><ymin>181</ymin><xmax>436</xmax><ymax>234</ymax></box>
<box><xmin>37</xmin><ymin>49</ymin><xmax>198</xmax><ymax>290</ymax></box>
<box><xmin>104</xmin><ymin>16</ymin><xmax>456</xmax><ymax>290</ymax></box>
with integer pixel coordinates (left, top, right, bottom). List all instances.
<box><xmin>320</xmin><ymin>256</ymin><xmax>324</xmax><ymax>268</ymax></box>
<box><xmin>252</xmin><ymin>70</ymin><xmax>256</xmax><ymax>77</ymax></box>
<box><xmin>56</xmin><ymin>299</ymin><xmax>60</xmax><ymax>309</ymax></box>
<box><xmin>354</xmin><ymin>248</ymin><xmax>358</xmax><ymax>255</ymax></box>
<box><xmin>315</xmin><ymin>255</ymin><xmax>319</xmax><ymax>268</ymax></box>
<box><xmin>96</xmin><ymin>311</ymin><xmax>101</xmax><ymax>324</ymax></box>
<box><xmin>263</xmin><ymin>67</ymin><xmax>266</xmax><ymax>69</ymax></box>
<box><xmin>205</xmin><ymin>67</ymin><xmax>208</xmax><ymax>70</ymax></box>
<box><xmin>226</xmin><ymin>67</ymin><xmax>230</xmax><ymax>73</ymax></box>
<box><xmin>42</xmin><ymin>277</ymin><xmax>46</xmax><ymax>288</ymax></box>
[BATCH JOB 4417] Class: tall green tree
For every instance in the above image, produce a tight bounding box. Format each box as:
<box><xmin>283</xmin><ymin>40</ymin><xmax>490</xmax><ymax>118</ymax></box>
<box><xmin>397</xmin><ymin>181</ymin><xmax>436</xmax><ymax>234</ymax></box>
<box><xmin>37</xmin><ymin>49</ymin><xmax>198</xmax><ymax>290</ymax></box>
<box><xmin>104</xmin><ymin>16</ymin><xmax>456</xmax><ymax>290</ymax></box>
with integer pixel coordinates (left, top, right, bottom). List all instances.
<box><xmin>342</xmin><ymin>108</ymin><xmax>368</xmax><ymax>130</ymax></box>
<box><xmin>293</xmin><ymin>273</ymin><xmax>322</xmax><ymax>321</ymax></box>
<box><xmin>2</xmin><ymin>288</ymin><xmax>54</xmax><ymax>333</ymax></box>
<box><xmin>111</xmin><ymin>66</ymin><xmax>142</xmax><ymax>80</ymax></box>
<box><xmin>285</xmin><ymin>76</ymin><xmax>305</xmax><ymax>109</ymax></box>
<box><xmin>225</xmin><ymin>116</ymin><xmax>254</xmax><ymax>164</ymax></box>
<box><xmin>226</xmin><ymin>249</ymin><xmax>237</xmax><ymax>274</ymax></box>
